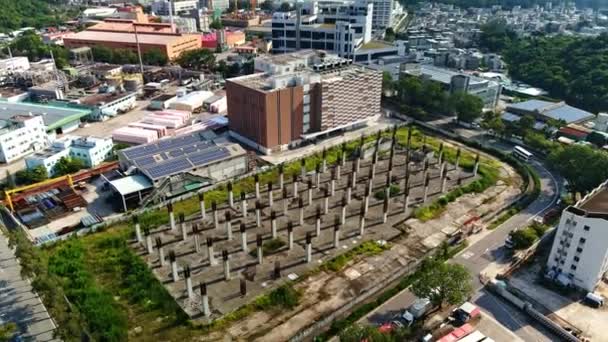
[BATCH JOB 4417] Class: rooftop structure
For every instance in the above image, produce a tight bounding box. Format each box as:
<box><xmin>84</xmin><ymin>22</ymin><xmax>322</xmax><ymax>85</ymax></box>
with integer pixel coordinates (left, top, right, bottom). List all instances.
<box><xmin>504</xmin><ymin>100</ymin><xmax>596</xmax><ymax>126</ymax></box>
<box><xmin>227</xmin><ymin>50</ymin><xmax>382</xmax><ymax>154</ymax></box>
<box><xmin>546</xmin><ymin>180</ymin><xmax>608</xmax><ymax>291</ymax></box>
<box><xmin>0</xmin><ymin>102</ymin><xmax>91</xmax><ymax>133</ymax></box>
<box><xmin>87</xmin><ymin>19</ymin><xmax>176</xmax><ymax>34</ymax></box>
<box><xmin>118</xmin><ymin>130</ymin><xmax>248</xmax><ymax>183</ymax></box>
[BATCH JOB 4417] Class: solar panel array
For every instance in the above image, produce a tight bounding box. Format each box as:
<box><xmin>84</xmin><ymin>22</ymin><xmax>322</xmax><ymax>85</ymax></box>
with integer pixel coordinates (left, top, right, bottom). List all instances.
<box><xmin>121</xmin><ymin>131</ymin><xmax>231</xmax><ymax>180</ymax></box>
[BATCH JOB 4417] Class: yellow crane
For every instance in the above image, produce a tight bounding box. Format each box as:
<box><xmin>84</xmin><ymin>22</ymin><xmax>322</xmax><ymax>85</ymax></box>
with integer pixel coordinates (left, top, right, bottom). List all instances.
<box><xmin>4</xmin><ymin>174</ymin><xmax>74</xmax><ymax>212</ymax></box>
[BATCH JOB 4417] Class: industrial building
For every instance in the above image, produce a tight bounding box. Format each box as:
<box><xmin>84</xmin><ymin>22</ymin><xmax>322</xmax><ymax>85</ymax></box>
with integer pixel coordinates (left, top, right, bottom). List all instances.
<box><xmin>0</xmin><ymin>102</ymin><xmax>91</xmax><ymax>134</ymax></box>
<box><xmin>0</xmin><ymin>115</ymin><xmax>47</xmax><ymax>163</ymax></box>
<box><xmin>152</xmin><ymin>0</ymin><xmax>199</xmax><ymax>16</ymax></box>
<box><xmin>502</xmin><ymin>100</ymin><xmax>596</xmax><ymax>127</ymax></box>
<box><xmin>227</xmin><ymin>50</ymin><xmax>382</xmax><ymax>154</ymax></box>
<box><xmin>78</xmin><ymin>91</ymin><xmax>137</xmax><ymax>121</ymax></box>
<box><xmin>25</xmin><ymin>136</ymin><xmax>114</xmax><ymax>176</ymax></box>
<box><xmin>117</xmin><ymin>129</ymin><xmax>248</xmax><ymax>184</ymax></box>
<box><xmin>546</xmin><ymin>180</ymin><xmax>608</xmax><ymax>291</ymax></box>
<box><xmin>400</xmin><ymin>63</ymin><xmax>502</xmax><ymax>108</ymax></box>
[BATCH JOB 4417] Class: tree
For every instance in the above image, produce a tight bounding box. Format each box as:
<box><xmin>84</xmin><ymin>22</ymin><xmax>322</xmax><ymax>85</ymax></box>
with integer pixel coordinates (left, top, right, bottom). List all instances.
<box><xmin>385</xmin><ymin>28</ymin><xmax>396</xmax><ymax>42</ymax></box>
<box><xmin>411</xmin><ymin>259</ymin><xmax>472</xmax><ymax>308</ymax></box>
<box><xmin>382</xmin><ymin>71</ymin><xmax>394</xmax><ymax>94</ymax></box>
<box><xmin>547</xmin><ymin>144</ymin><xmax>608</xmax><ymax>196</ymax></box>
<box><xmin>510</xmin><ymin>228</ymin><xmax>538</xmax><ymax>249</ymax></box>
<box><xmin>279</xmin><ymin>1</ymin><xmax>291</xmax><ymax>11</ymax></box>
<box><xmin>53</xmin><ymin>157</ymin><xmax>85</xmax><ymax>176</ymax></box>
<box><xmin>339</xmin><ymin>323</ymin><xmax>411</xmax><ymax>342</ymax></box>
<box><xmin>260</xmin><ymin>0</ymin><xmax>275</xmax><ymax>11</ymax></box>
<box><xmin>142</xmin><ymin>49</ymin><xmax>168</xmax><ymax>66</ymax></box>
<box><xmin>210</xmin><ymin>18</ymin><xmax>223</xmax><ymax>30</ymax></box>
<box><xmin>481</xmin><ymin>110</ymin><xmax>505</xmax><ymax>136</ymax></box>
<box><xmin>92</xmin><ymin>46</ymin><xmax>113</xmax><ymax>63</ymax></box>
<box><xmin>175</xmin><ymin>49</ymin><xmax>216</xmax><ymax>71</ymax></box>
<box><xmin>0</xmin><ymin>322</ymin><xmax>17</xmax><ymax>341</ymax></box>
<box><xmin>15</xmin><ymin>166</ymin><xmax>48</xmax><ymax>186</ymax></box>
<box><xmin>4</xmin><ymin>170</ymin><xmax>15</xmax><ymax>189</ymax></box>
<box><xmin>586</xmin><ymin>131</ymin><xmax>608</xmax><ymax>147</ymax></box>
<box><xmin>450</xmin><ymin>92</ymin><xmax>483</xmax><ymax>123</ymax></box>
<box><xmin>518</xmin><ymin>114</ymin><xmax>535</xmax><ymax>133</ymax></box>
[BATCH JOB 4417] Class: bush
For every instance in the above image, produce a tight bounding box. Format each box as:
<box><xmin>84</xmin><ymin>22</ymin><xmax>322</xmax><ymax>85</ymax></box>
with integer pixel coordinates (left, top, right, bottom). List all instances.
<box><xmin>510</xmin><ymin>228</ymin><xmax>538</xmax><ymax>249</ymax></box>
<box><xmin>373</xmin><ymin>184</ymin><xmax>400</xmax><ymax>200</ymax></box>
<box><xmin>263</xmin><ymin>238</ymin><xmax>286</xmax><ymax>255</ymax></box>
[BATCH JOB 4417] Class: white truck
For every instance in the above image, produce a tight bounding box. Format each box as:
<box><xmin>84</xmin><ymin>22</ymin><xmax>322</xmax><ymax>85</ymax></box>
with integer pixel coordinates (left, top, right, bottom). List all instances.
<box><xmin>398</xmin><ymin>297</ymin><xmax>432</xmax><ymax>327</ymax></box>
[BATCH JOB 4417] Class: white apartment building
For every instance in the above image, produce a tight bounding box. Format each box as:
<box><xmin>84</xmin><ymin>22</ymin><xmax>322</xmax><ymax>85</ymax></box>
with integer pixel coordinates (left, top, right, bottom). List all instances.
<box><xmin>152</xmin><ymin>0</ymin><xmax>199</xmax><ymax>16</ymax></box>
<box><xmin>271</xmin><ymin>0</ymin><xmax>373</xmax><ymax>58</ymax></box>
<box><xmin>369</xmin><ymin>0</ymin><xmax>393</xmax><ymax>30</ymax></box>
<box><xmin>25</xmin><ymin>135</ymin><xmax>113</xmax><ymax>175</ymax></box>
<box><xmin>0</xmin><ymin>115</ymin><xmax>47</xmax><ymax>163</ymax></box>
<box><xmin>546</xmin><ymin>180</ymin><xmax>608</xmax><ymax>292</ymax></box>
<box><xmin>0</xmin><ymin>57</ymin><xmax>30</xmax><ymax>77</ymax></box>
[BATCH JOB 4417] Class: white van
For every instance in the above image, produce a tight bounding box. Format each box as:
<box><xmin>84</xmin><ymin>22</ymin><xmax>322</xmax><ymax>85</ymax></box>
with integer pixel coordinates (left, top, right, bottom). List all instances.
<box><xmin>585</xmin><ymin>292</ymin><xmax>604</xmax><ymax>308</ymax></box>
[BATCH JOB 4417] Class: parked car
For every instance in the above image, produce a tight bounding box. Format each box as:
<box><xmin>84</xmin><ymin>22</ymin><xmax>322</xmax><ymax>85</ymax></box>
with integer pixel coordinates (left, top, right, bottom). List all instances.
<box><xmin>451</xmin><ymin>302</ymin><xmax>481</xmax><ymax>325</ymax></box>
<box><xmin>584</xmin><ymin>292</ymin><xmax>604</xmax><ymax>308</ymax></box>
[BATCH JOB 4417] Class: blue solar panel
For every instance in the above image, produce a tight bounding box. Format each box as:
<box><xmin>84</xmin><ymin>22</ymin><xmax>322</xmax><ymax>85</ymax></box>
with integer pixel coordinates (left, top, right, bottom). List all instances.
<box><xmin>146</xmin><ymin>158</ymin><xmax>192</xmax><ymax>179</ymax></box>
<box><xmin>188</xmin><ymin>148</ymin><xmax>229</xmax><ymax>166</ymax></box>
<box><xmin>182</xmin><ymin>145</ymin><xmax>197</xmax><ymax>154</ymax></box>
<box><xmin>134</xmin><ymin>156</ymin><xmax>157</xmax><ymax>167</ymax></box>
<box><xmin>169</xmin><ymin>149</ymin><xmax>184</xmax><ymax>157</ymax></box>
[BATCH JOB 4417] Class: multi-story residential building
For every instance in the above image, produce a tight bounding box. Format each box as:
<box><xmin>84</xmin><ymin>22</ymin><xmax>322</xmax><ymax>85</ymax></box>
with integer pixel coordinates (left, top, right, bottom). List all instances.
<box><xmin>152</xmin><ymin>0</ymin><xmax>199</xmax><ymax>16</ymax></box>
<box><xmin>25</xmin><ymin>135</ymin><xmax>114</xmax><ymax>175</ymax></box>
<box><xmin>226</xmin><ymin>50</ymin><xmax>382</xmax><ymax>154</ymax></box>
<box><xmin>271</xmin><ymin>0</ymin><xmax>373</xmax><ymax>58</ymax></box>
<box><xmin>546</xmin><ymin>180</ymin><xmax>608</xmax><ymax>292</ymax></box>
<box><xmin>0</xmin><ymin>57</ymin><xmax>30</xmax><ymax>77</ymax></box>
<box><xmin>369</xmin><ymin>0</ymin><xmax>394</xmax><ymax>30</ymax></box>
<box><xmin>0</xmin><ymin>115</ymin><xmax>47</xmax><ymax>163</ymax></box>
<box><xmin>400</xmin><ymin>63</ymin><xmax>502</xmax><ymax>109</ymax></box>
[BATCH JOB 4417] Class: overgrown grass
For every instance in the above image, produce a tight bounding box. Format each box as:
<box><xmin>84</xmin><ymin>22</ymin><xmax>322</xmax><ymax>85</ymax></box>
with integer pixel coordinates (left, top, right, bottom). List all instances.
<box><xmin>321</xmin><ymin>241</ymin><xmax>390</xmax><ymax>272</ymax></box>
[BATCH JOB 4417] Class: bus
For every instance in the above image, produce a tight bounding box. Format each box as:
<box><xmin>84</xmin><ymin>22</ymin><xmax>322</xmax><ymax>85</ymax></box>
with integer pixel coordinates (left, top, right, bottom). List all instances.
<box><xmin>513</xmin><ymin>146</ymin><xmax>533</xmax><ymax>162</ymax></box>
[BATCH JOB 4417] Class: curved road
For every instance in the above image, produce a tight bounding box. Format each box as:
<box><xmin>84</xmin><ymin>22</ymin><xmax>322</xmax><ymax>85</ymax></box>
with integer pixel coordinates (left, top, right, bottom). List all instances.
<box><xmin>362</xmin><ymin>113</ymin><xmax>563</xmax><ymax>341</ymax></box>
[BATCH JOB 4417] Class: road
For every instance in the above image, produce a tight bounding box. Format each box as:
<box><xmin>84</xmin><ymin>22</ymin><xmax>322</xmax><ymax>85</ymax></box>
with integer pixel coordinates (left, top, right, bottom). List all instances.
<box><xmin>361</xmin><ymin>110</ymin><xmax>562</xmax><ymax>341</ymax></box>
<box><xmin>0</xmin><ymin>234</ymin><xmax>58</xmax><ymax>341</ymax></box>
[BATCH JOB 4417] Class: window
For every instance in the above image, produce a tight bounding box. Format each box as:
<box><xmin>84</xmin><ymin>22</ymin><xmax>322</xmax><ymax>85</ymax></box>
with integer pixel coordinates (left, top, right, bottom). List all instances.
<box><xmin>579</xmin><ymin>238</ymin><xmax>586</xmax><ymax>244</ymax></box>
<box><xmin>584</xmin><ymin>225</ymin><xmax>590</xmax><ymax>231</ymax></box>
<box><xmin>570</xmin><ymin>265</ymin><xmax>577</xmax><ymax>270</ymax></box>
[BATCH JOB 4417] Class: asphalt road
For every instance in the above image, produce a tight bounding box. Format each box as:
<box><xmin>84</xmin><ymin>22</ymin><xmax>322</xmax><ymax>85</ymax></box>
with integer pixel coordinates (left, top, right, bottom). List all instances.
<box><xmin>0</xmin><ymin>234</ymin><xmax>58</xmax><ymax>341</ymax></box>
<box><xmin>361</xmin><ymin>111</ymin><xmax>563</xmax><ymax>341</ymax></box>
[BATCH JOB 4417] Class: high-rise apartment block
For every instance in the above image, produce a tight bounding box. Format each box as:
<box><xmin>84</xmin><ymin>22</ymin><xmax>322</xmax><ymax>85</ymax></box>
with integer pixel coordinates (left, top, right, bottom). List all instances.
<box><xmin>226</xmin><ymin>50</ymin><xmax>382</xmax><ymax>154</ymax></box>
<box><xmin>546</xmin><ymin>180</ymin><xmax>608</xmax><ymax>292</ymax></box>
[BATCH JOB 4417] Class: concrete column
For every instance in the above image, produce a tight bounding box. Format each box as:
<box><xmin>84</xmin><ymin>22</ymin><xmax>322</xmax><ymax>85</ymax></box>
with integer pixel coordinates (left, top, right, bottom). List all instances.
<box><xmin>133</xmin><ymin>216</ymin><xmax>142</xmax><ymax>243</ymax></box>
<box><xmin>440</xmin><ymin>162</ymin><xmax>445</xmax><ymax>179</ymax></box>
<box><xmin>341</xmin><ymin>145</ymin><xmax>347</xmax><ymax>166</ymax></box>
<box><xmin>207</xmin><ymin>237</ymin><xmax>216</xmax><ymax>266</ymax></box>
<box><xmin>292</xmin><ymin>175</ymin><xmax>299</xmax><ymax>198</ymax></box>
<box><xmin>423</xmin><ymin>173</ymin><xmax>430</xmax><ymax>203</ymax></box>
<box><xmin>145</xmin><ymin>228</ymin><xmax>153</xmax><ymax>255</ymax></box>
<box><xmin>255</xmin><ymin>174</ymin><xmax>260</xmax><ymax>199</ymax></box>
<box><xmin>307</xmin><ymin>179</ymin><xmax>313</xmax><ymax>205</ymax></box>
<box><xmin>212</xmin><ymin>201</ymin><xmax>219</xmax><ymax>230</ymax></box>
<box><xmin>322</xmin><ymin>148</ymin><xmax>327</xmax><ymax>173</ymax></box>
<box><xmin>228</xmin><ymin>182</ymin><xmax>234</xmax><ymax>207</ymax></box>
<box><xmin>473</xmin><ymin>154</ymin><xmax>480</xmax><ymax>177</ymax></box>
<box><xmin>351</xmin><ymin>168</ymin><xmax>357</xmax><ymax>188</ymax></box>
<box><xmin>256</xmin><ymin>234</ymin><xmax>263</xmax><ymax>264</ymax></box>
<box><xmin>279</xmin><ymin>163</ymin><xmax>284</xmax><ymax>190</ymax></box>
<box><xmin>333</xmin><ymin>220</ymin><xmax>340</xmax><ymax>249</ymax></box>
<box><xmin>403</xmin><ymin>187</ymin><xmax>410</xmax><ymax>215</ymax></box>
<box><xmin>364</xmin><ymin>187</ymin><xmax>370</xmax><ymax>214</ymax></box>
<box><xmin>268</xmin><ymin>181</ymin><xmax>274</xmax><ymax>207</ymax></box>
<box><xmin>193</xmin><ymin>224</ymin><xmax>201</xmax><ymax>253</ymax></box>
<box><xmin>355</xmin><ymin>156</ymin><xmax>361</xmax><ymax>173</ymax></box>
<box><xmin>371</xmin><ymin>160</ymin><xmax>376</xmax><ymax>179</ymax></box>
<box><xmin>184</xmin><ymin>265</ymin><xmax>193</xmax><ymax>300</ymax></box>
<box><xmin>455</xmin><ymin>148</ymin><xmax>461</xmax><ymax>170</ymax></box>
<box><xmin>359</xmin><ymin>211</ymin><xmax>365</xmax><ymax>236</ymax></box>
<box><xmin>255</xmin><ymin>201</ymin><xmax>261</xmax><ymax>227</ymax></box>
<box><xmin>305</xmin><ymin>232</ymin><xmax>312</xmax><ymax>263</ymax></box>
<box><xmin>423</xmin><ymin>159</ymin><xmax>429</xmax><ymax>184</ymax></box>
<box><xmin>383</xmin><ymin>197</ymin><xmax>389</xmax><ymax>224</ymax></box>
<box><xmin>168</xmin><ymin>203</ymin><xmax>176</xmax><ymax>231</ymax></box>
<box><xmin>341</xmin><ymin>196</ymin><xmax>347</xmax><ymax>225</ymax></box>
<box><xmin>438</xmin><ymin>143</ymin><xmax>444</xmax><ymax>165</ymax></box>
<box><xmin>222</xmin><ymin>250</ymin><xmax>230</xmax><ymax>281</ymax></box>
<box><xmin>300</xmin><ymin>158</ymin><xmax>306</xmax><ymax>178</ymax></box>
<box><xmin>283</xmin><ymin>187</ymin><xmax>289</xmax><ymax>215</ymax></box>
<box><xmin>241</xmin><ymin>192</ymin><xmax>247</xmax><ymax>218</ymax></box>
<box><xmin>240</xmin><ymin>278</ymin><xmax>247</xmax><ymax>297</ymax></box>
<box><xmin>200</xmin><ymin>282</ymin><xmax>210</xmax><ymax>317</ymax></box>
<box><xmin>271</xmin><ymin>210</ymin><xmax>277</xmax><ymax>238</ymax></box>
<box><xmin>179</xmin><ymin>213</ymin><xmax>187</xmax><ymax>241</ymax></box>
<box><xmin>324</xmin><ymin>187</ymin><xmax>329</xmax><ymax>214</ymax></box>
<box><xmin>225</xmin><ymin>211</ymin><xmax>232</xmax><ymax>240</ymax></box>
<box><xmin>169</xmin><ymin>251</ymin><xmax>178</xmax><ymax>282</ymax></box>
<box><xmin>287</xmin><ymin>221</ymin><xmax>294</xmax><ymax>250</ymax></box>
<box><xmin>156</xmin><ymin>237</ymin><xmax>165</xmax><ymax>266</ymax></box>
<box><xmin>441</xmin><ymin>167</ymin><xmax>448</xmax><ymax>193</ymax></box>
<box><xmin>240</xmin><ymin>223</ymin><xmax>247</xmax><ymax>252</ymax></box>
<box><xmin>298</xmin><ymin>198</ymin><xmax>304</xmax><ymax>226</ymax></box>
<box><xmin>336</xmin><ymin>163</ymin><xmax>341</xmax><ymax>181</ymax></box>
<box><xmin>315</xmin><ymin>164</ymin><xmax>321</xmax><ymax>188</ymax></box>
<box><xmin>346</xmin><ymin>185</ymin><xmax>352</xmax><ymax>204</ymax></box>
<box><xmin>315</xmin><ymin>207</ymin><xmax>322</xmax><ymax>237</ymax></box>
<box><xmin>330</xmin><ymin>170</ymin><xmax>336</xmax><ymax>197</ymax></box>
<box><xmin>199</xmin><ymin>193</ymin><xmax>206</xmax><ymax>220</ymax></box>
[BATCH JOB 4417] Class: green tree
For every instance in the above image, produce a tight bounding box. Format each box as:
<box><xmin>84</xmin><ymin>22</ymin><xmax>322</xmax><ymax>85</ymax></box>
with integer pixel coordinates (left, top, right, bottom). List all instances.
<box><xmin>481</xmin><ymin>110</ymin><xmax>505</xmax><ymax>136</ymax></box>
<box><xmin>111</xmin><ymin>49</ymin><xmax>138</xmax><ymax>64</ymax></box>
<box><xmin>339</xmin><ymin>323</ymin><xmax>411</xmax><ymax>342</ymax></box>
<box><xmin>210</xmin><ymin>18</ymin><xmax>223</xmax><ymax>30</ymax></box>
<box><xmin>4</xmin><ymin>170</ymin><xmax>15</xmax><ymax>189</ymax></box>
<box><xmin>142</xmin><ymin>49</ymin><xmax>168</xmax><ymax>66</ymax></box>
<box><xmin>92</xmin><ymin>46</ymin><xmax>113</xmax><ymax>63</ymax></box>
<box><xmin>0</xmin><ymin>322</ymin><xmax>17</xmax><ymax>341</ymax></box>
<box><xmin>53</xmin><ymin>157</ymin><xmax>85</xmax><ymax>176</ymax></box>
<box><xmin>450</xmin><ymin>92</ymin><xmax>483</xmax><ymax>123</ymax></box>
<box><xmin>385</xmin><ymin>27</ymin><xmax>396</xmax><ymax>42</ymax></box>
<box><xmin>15</xmin><ymin>166</ymin><xmax>48</xmax><ymax>185</ymax></box>
<box><xmin>411</xmin><ymin>259</ymin><xmax>472</xmax><ymax>308</ymax></box>
<box><xmin>518</xmin><ymin>114</ymin><xmax>535</xmax><ymax>133</ymax></box>
<box><xmin>478</xmin><ymin>19</ymin><xmax>516</xmax><ymax>52</ymax></box>
<box><xmin>260</xmin><ymin>0</ymin><xmax>275</xmax><ymax>11</ymax></box>
<box><xmin>547</xmin><ymin>144</ymin><xmax>608</xmax><ymax>196</ymax></box>
<box><xmin>382</xmin><ymin>71</ymin><xmax>394</xmax><ymax>94</ymax></box>
<box><xmin>510</xmin><ymin>228</ymin><xmax>538</xmax><ymax>249</ymax></box>
<box><xmin>279</xmin><ymin>1</ymin><xmax>291</xmax><ymax>11</ymax></box>
<box><xmin>586</xmin><ymin>131</ymin><xmax>608</xmax><ymax>147</ymax></box>
<box><xmin>175</xmin><ymin>48</ymin><xmax>216</xmax><ymax>71</ymax></box>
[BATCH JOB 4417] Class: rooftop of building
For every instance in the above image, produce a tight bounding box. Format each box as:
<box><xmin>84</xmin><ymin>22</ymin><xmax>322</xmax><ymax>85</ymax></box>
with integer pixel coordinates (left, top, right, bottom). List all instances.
<box><xmin>64</xmin><ymin>30</ymin><xmax>197</xmax><ymax>45</ymax></box>
<box><xmin>407</xmin><ymin>64</ymin><xmax>493</xmax><ymax>86</ymax></box>
<box><xmin>359</xmin><ymin>40</ymin><xmax>394</xmax><ymax>51</ymax></box>
<box><xmin>575</xmin><ymin>181</ymin><xmax>608</xmax><ymax>214</ymax></box>
<box><xmin>119</xmin><ymin>130</ymin><xmax>245</xmax><ymax>181</ymax></box>
<box><xmin>79</xmin><ymin>91</ymin><xmax>135</xmax><ymax>106</ymax></box>
<box><xmin>88</xmin><ymin>19</ymin><xmax>175</xmax><ymax>34</ymax></box>
<box><xmin>507</xmin><ymin>99</ymin><xmax>595</xmax><ymax>124</ymax></box>
<box><xmin>0</xmin><ymin>101</ymin><xmax>91</xmax><ymax>131</ymax></box>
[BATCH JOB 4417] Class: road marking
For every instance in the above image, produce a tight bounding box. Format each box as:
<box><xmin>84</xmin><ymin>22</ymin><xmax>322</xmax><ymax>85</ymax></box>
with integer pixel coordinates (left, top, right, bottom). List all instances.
<box><xmin>461</xmin><ymin>251</ymin><xmax>475</xmax><ymax>259</ymax></box>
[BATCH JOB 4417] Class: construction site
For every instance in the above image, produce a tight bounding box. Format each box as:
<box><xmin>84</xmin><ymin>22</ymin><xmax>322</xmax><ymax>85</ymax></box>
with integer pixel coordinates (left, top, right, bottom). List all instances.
<box><xmin>127</xmin><ymin>127</ymin><xmax>519</xmax><ymax>334</ymax></box>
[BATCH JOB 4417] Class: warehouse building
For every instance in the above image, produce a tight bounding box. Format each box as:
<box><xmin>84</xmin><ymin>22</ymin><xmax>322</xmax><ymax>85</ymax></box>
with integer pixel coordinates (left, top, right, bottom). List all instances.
<box><xmin>226</xmin><ymin>50</ymin><xmax>382</xmax><ymax>154</ymax></box>
<box><xmin>503</xmin><ymin>100</ymin><xmax>596</xmax><ymax>127</ymax></box>
<box><xmin>0</xmin><ymin>102</ymin><xmax>91</xmax><ymax>134</ymax></box>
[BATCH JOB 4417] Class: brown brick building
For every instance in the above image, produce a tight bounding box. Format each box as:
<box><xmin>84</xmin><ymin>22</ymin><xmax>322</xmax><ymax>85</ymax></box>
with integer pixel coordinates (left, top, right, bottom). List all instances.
<box><xmin>226</xmin><ymin>51</ymin><xmax>381</xmax><ymax>154</ymax></box>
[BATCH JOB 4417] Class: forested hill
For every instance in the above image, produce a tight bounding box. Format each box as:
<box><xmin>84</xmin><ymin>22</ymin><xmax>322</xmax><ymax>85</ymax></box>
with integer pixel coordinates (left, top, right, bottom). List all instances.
<box><xmin>399</xmin><ymin>0</ymin><xmax>606</xmax><ymax>9</ymax></box>
<box><xmin>0</xmin><ymin>0</ymin><xmax>73</xmax><ymax>32</ymax></box>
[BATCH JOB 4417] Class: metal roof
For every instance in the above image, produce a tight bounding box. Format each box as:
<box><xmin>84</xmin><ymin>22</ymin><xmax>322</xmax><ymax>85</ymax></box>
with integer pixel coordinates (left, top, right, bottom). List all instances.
<box><xmin>507</xmin><ymin>100</ymin><xmax>595</xmax><ymax>124</ymax></box>
<box><xmin>109</xmin><ymin>174</ymin><xmax>153</xmax><ymax>196</ymax></box>
<box><xmin>0</xmin><ymin>101</ymin><xmax>91</xmax><ymax>131</ymax></box>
